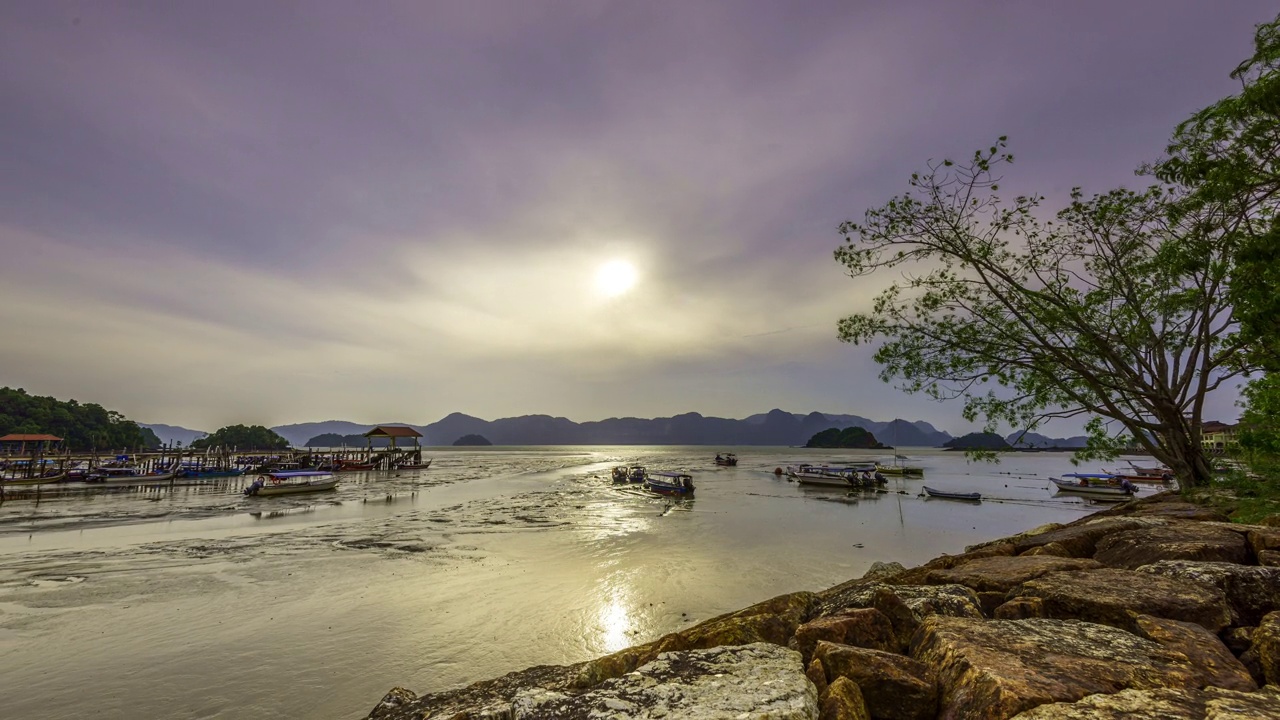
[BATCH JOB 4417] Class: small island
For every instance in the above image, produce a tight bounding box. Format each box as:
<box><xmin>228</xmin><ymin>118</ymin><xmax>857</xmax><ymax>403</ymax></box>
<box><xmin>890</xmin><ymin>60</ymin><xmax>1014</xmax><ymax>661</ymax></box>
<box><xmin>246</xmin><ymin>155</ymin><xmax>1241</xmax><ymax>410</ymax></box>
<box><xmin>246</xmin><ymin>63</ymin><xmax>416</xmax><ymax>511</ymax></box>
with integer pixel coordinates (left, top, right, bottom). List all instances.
<box><xmin>942</xmin><ymin>431</ymin><xmax>1012</xmax><ymax>451</ymax></box>
<box><xmin>452</xmin><ymin>434</ymin><xmax>493</xmax><ymax>446</ymax></box>
<box><xmin>804</xmin><ymin>426</ymin><xmax>888</xmax><ymax>449</ymax></box>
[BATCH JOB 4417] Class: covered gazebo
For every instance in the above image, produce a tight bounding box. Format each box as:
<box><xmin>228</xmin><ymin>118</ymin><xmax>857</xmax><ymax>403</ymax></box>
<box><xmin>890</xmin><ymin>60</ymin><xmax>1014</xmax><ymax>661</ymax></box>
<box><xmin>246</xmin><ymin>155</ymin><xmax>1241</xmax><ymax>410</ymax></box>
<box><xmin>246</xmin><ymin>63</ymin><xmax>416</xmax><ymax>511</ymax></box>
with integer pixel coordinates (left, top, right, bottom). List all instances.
<box><xmin>362</xmin><ymin>425</ymin><xmax>422</xmax><ymax>450</ymax></box>
<box><xmin>0</xmin><ymin>433</ymin><xmax>64</xmax><ymax>455</ymax></box>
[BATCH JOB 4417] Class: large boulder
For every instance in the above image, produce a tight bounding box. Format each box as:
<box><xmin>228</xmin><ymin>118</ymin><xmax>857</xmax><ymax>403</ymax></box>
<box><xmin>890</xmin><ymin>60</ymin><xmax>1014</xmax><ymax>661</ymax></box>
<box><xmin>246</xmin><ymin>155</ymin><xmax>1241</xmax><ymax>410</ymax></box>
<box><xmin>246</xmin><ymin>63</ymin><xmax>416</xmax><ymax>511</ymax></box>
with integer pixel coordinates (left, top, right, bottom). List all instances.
<box><xmin>1010</xmin><ymin>568</ymin><xmax>1233</xmax><ymax>633</ymax></box>
<box><xmin>820</xmin><ymin>676</ymin><xmax>871</xmax><ymax>720</ymax></box>
<box><xmin>513</xmin><ymin>643</ymin><xmax>817</xmax><ymax>720</ymax></box>
<box><xmin>1256</xmin><ymin>611</ymin><xmax>1280</xmax><ymax>686</ymax></box>
<box><xmin>1129</xmin><ymin>615</ymin><xmax>1256</xmax><ymax>692</ymax></box>
<box><xmin>911</xmin><ymin>617</ymin><xmax>1207</xmax><ymax>720</ymax></box>
<box><xmin>791</xmin><ymin>608</ymin><xmax>896</xmax><ymax>662</ymax></box>
<box><xmin>1007</xmin><ymin>686</ymin><xmax>1280</xmax><ymax>719</ymax></box>
<box><xmin>1126</xmin><ymin>502</ymin><xmax>1231</xmax><ymax>522</ymax></box>
<box><xmin>926</xmin><ymin>555</ymin><xmax>1103</xmax><ymax>594</ymax></box>
<box><xmin>365</xmin><ymin>663</ymin><xmax>583</xmax><ymax>720</ymax></box>
<box><xmin>817</xmin><ymin>582</ymin><xmax>983</xmax><ymax>652</ymax></box>
<box><xmin>1136</xmin><ymin>560</ymin><xmax>1280</xmax><ymax>626</ymax></box>
<box><xmin>813</xmin><ymin>641</ymin><xmax>937</xmax><ymax>720</ymax></box>
<box><xmin>1009</xmin><ymin>517</ymin><xmax>1156</xmax><ymax>558</ymax></box>
<box><xmin>1093</xmin><ymin>524</ymin><xmax>1249</xmax><ymax>570</ymax></box>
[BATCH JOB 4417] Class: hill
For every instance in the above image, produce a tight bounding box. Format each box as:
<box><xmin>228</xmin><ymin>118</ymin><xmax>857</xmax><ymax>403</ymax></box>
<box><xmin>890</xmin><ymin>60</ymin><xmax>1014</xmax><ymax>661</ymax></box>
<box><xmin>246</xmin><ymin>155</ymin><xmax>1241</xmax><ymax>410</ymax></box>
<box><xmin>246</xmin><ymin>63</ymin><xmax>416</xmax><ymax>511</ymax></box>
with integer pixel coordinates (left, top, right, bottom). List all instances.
<box><xmin>943</xmin><ymin>432</ymin><xmax>1013</xmax><ymax>451</ymax></box>
<box><xmin>1006</xmin><ymin>431</ymin><xmax>1088</xmax><ymax>449</ymax></box>
<box><xmin>141</xmin><ymin>423</ymin><xmax>208</xmax><ymax>446</ymax></box>
<box><xmin>0</xmin><ymin>386</ymin><xmax>159</xmax><ymax>450</ymax></box>
<box><xmin>452</xmin><ymin>434</ymin><xmax>492</xmax><ymax>446</ymax></box>
<box><xmin>804</xmin><ymin>427</ymin><xmax>888</xmax><ymax>449</ymax></box>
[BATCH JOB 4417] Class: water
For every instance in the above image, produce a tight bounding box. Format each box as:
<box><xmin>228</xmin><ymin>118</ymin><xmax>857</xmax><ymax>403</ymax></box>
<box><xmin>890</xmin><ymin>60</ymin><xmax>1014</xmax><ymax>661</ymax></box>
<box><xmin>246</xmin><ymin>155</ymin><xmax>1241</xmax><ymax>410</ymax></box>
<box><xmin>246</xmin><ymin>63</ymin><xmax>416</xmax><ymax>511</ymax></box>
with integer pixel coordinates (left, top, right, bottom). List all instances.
<box><xmin>0</xmin><ymin>446</ymin><xmax>1139</xmax><ymax>719</ymax></box>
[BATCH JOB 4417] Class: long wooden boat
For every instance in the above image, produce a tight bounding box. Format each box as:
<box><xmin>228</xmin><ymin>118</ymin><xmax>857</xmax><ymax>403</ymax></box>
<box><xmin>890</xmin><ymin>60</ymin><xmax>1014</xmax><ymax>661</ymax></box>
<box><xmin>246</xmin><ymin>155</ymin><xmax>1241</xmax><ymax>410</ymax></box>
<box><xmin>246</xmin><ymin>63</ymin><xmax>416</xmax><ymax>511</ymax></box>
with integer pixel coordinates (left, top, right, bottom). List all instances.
<box><xmin>922</xmin><ymin>485</ymin><xmax>981</xmax><ymax>501</ymax></box>
<box><xmin>397</xmin><ymin>459</ymin><xmax>432</xmax><ymax>470</ymax></box>
<box><xmin>874</xmin><ymin>463</ymin><xmax>924</xmax><ymax>476</ymax></box>
<box><xmin>644</xmin><ymin>472</ymin><xmax>694</xmax><ymax>497</ymax></box>
<box><xmin>180</xmin><ymin>467</ymin><xmax>246</xmax><ymax>478</ymax></box>
<box><xmin>86</xmin><ymin>463</ymin><xmax>182</xmax><ymax>486</ymax></box>
<box><xmin>244</xmin><ymin>471</ymin><xmax>340</xmax><ymax>497</ymax></box>
<box><xmin>1051</xmin><ymin>475</ymin><xmax>1135</xmax><ymax>497</ymax></box>
<box><xmin>1101</xmin><ymin>463</ymin><xmax>1172</xmax><ymax>483</ymax></box>
<box><xmin>0</xmin><ymin>471</ymin><xmax>67</xmax><ymax>486</ymax></box>
<box><xmin>714</xmin><ymin>453</ymin><xmax>738</xmax><ymax>467</ymax></box>
<box><xmin>335</xmin><ymin>459</ymin><xmax>377</xmax><ymax>471</ymax></box>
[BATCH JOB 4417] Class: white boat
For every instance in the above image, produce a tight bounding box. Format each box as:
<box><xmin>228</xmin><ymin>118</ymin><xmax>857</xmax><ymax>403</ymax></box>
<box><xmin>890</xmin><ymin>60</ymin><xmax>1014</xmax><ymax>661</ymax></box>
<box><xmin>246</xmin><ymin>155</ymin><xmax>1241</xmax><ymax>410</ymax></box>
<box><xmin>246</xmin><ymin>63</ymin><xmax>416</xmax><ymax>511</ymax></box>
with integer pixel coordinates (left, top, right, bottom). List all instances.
<box><xmin>786</xmin><ymin>464</ymin><xmax>860</xmax><ymax>488</ymax></box>
<box><xmin>1051</xmin><ymin>475</ymin><xmax>1136</xmax><ymax>497</ymax></box>
<box><xmin>244</xmin><ymin>471</ymin><xmax>340</xmax><ymax>497</ymax></box>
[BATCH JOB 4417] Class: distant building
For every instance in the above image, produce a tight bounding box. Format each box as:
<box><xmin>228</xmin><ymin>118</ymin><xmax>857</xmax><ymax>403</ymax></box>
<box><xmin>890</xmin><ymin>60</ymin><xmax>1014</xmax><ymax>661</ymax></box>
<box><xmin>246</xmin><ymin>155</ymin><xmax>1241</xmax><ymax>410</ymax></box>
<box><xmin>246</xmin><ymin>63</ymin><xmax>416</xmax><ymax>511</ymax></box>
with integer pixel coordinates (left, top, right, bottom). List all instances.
<box><xmin>0</xmin><ymin>433</ymin><xmax>64</xmax><ymax>455</ymax></box>
<box><xmin>1200</xmin><ymin>421</ymin><xmax>1238</xmax><ymax>452</ymax></box>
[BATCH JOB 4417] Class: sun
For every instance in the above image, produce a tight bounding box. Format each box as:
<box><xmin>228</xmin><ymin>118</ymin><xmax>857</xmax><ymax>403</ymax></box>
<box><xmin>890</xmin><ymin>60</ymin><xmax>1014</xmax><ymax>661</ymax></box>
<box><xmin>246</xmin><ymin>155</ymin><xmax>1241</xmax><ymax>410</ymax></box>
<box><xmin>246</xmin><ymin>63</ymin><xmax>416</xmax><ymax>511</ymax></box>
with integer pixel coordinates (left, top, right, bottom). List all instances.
<box><xmin>594</xmin><ymin>259</ymin><xmax>638</xmax><ymax>297</ymax></box>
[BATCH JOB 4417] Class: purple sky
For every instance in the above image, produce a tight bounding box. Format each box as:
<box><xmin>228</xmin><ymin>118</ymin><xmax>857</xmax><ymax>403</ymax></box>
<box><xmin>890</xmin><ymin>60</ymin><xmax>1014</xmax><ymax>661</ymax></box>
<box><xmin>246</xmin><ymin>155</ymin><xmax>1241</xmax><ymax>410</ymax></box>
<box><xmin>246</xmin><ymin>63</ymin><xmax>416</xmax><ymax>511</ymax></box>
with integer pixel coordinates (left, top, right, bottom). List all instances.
<box><xmin>0</xmin><ymin>1</ymin><xmax>1271</xmax><ymax>432</ymax></box>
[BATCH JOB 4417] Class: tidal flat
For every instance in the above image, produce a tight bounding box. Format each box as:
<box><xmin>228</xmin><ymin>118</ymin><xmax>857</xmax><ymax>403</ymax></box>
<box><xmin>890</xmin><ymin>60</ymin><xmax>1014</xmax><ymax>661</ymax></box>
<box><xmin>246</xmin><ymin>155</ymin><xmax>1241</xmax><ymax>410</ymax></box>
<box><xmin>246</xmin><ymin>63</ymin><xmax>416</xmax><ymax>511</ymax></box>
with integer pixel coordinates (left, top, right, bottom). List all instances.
<box><xmin>0</xmin><ymin>447</ymin><xmax>1131</xmax><ymax>719</ymax></box>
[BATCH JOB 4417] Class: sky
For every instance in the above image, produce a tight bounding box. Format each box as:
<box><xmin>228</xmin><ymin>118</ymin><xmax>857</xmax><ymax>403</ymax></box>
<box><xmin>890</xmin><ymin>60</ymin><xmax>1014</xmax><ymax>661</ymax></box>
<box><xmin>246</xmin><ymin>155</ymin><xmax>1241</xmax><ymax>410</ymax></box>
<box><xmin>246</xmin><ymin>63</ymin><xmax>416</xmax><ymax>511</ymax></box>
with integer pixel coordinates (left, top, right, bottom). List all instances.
<box><xmin>0</xmin><ymin>1</ymin><xmax>1272</xmax><ymax>433</ymax></box>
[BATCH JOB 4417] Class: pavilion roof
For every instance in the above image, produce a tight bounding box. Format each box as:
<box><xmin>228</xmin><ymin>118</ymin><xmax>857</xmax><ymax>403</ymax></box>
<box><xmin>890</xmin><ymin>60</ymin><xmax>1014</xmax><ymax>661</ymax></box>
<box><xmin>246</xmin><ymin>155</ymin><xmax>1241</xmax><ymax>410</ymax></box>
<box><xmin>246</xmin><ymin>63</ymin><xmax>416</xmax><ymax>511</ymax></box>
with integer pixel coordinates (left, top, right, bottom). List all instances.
<box><xmin>363</xmin><ymin>425</ymin><xmax>422</xmax><ymax>438</ymax></box>
<box><xmin>0</xmin><ymin>433</ymin><xmax>63</xmax><ymax>442</ymax></box>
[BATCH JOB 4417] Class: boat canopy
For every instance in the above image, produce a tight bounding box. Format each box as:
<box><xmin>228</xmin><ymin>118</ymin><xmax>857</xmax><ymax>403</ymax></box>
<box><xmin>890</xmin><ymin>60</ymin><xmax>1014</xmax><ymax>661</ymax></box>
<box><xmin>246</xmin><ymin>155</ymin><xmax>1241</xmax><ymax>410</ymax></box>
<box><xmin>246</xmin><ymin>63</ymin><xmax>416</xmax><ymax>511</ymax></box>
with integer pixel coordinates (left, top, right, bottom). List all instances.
<box><xmin>262</xmin><ymin>470</ymin><xmax>334</xmax><ymax>478</ymax></box>
<box><xmin>1062</xmin><ymin>473</ymin><xmax>1120</xmax><ymax>479</ymax></box>
<box><xmin>654</xmin><ymin>472</ymin><xmax>692</xmax><ymax>479</ymax></box>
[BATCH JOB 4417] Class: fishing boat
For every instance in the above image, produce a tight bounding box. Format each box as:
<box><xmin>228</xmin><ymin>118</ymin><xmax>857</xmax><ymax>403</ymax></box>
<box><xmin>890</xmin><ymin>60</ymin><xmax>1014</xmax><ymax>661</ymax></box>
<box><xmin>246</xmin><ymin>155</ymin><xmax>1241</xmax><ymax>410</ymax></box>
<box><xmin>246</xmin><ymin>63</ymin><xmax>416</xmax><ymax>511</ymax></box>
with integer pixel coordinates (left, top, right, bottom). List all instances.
<box><xmin>179</xmin><ymin>465</ymin><xmax>246</xmax><ymax>478</ymax></box>
<box><xmin>1101</xmin><ymin>462</ymin><xmax>1173</xmax><ymax>483</ymax></box>
<box><xmin>0</xmin><ymin>470</ymin><xmax>66</xmax><ymax>486</ymax></box>
<box><xmin>335</xmin><ymin>459</ymin><xmax>377</xmax><ymax>471</ymax></box>
<box><xmin>644</xmin><ymin>472</ymin><xmax>695</xmax><ymax>497</ymax></box>
<box><xmin>874</xmin><ymin>462</ymin><xmax>924</xmax><ymax>476</ymax></box>
<box><xmin>85</xmin><ymin>462</ymin><xmax>182</xmax><ymax>486</ymax></box>
<box><xmin>610</xmin><ymin>466</ymin><xmax>630</xmax><ymax>482</ymax></box>
<box><xmin>1051</xmin><ymin>475</ymin><xmax>1136</xmax><ymax>497</ymax></box>
<box><xmin>714</xmin><ymin>453</ymin><xmax>738</xmax><ymax>467</ymax></box>
<box><xmin>787</xmin><ymin>464</ymin><xmax>857</xmax><ymax>488</ymax></box>
<box><xmin>627</xmin><ymin>466</ymin><xmax>648</xmax><ymax>483</ymax></box>
<box><xmin>396</xmin><ymin>459</ymin><xmax>432</xmax><ymax>470</ymax></box>
<box><xmin>922</xmin><ymin>485</ymin><xmax>981</xmax><ymax>501</ymax></box>
<box><xmin>244</xmin><ymin>471</ymin><xmax>340</xmax><ymax>497</ymax></box>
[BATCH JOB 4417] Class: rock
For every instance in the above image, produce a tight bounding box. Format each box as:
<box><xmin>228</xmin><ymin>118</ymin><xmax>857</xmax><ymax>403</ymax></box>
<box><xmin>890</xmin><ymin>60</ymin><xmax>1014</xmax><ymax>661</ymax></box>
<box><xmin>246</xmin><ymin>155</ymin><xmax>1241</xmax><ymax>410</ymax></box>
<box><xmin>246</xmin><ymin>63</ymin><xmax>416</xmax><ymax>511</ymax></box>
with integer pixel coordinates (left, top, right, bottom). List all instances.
<box><xmin>1261</xmin><ymin>514</ymin><xmax>1280</xmax><ymax>528</ymax></box>
<box><xmin>807</xmin><ymin>657</ymin><xmax>828</xmax><ymax>698</ymax></box>
<box><xmin>820</xmin><ymin>676</ymin><xmax>870</xmax><ymax>720</ymax></box>
<box><xmin>817</xmin><ymin>583</ymin><xmax>983</xmax><ymax>652</ymax></box>
<box><xmin>886</xmin><ymin>543</ymin><xmax>1019</xmax><ymax>584</ymax></box>
<box><xmin>1128</xmin><ymin>502</ymin><xmax>1231</xmax><ymax>522</ymax></box>
<box><xmin>927</xmin><ymin>555</ymin><xmax>1103</xmax><ymax>594</ymax></box>
<box><xmin>1255</xmin><ymin>611</ymin><xmax>1280</xmax><ymax>686</ymax></box>
<box><xmin>791</xmin><ymin>608</ymin><xmax>896</xmax><ymax>662</ymax></box>
<box><xmin>911</xmin><ymin>617</ymin><xmax>1205</xmax><ymax>720</ymax></box>
<box><xmin>862</xmin><ymin>560</ymin><xmax>907</xmax><ymax>581</ymax></box>
<box><xmin>978</xmin><ymin>591</ymin><xmax>1008</xmax><ymax>617</ymax></box>
<box><xmin>1010</xmin><ymin>517</ymin><xmax>1155</xmax><ymax>558</ymax></box>
<box><xmin>1221</xmin><ymin>626</ymin><xmax>1254</xmax><ymax>656</ymax></box>
<box><xmin>1130</xmin><ymin>615</ymin><xmax>1256</xmax><ymax>692</ymax></box>
<box><xmin>366</xmin><ymin>663</ymin><xmax>583</xmax><ymax>720</ymax></box>
<box><xmin>1021</xmin><ymin>542</ymin><xmax>1073</xmax><ymax>557</ymax></box>
<box><xmin>1240</xmin><ymin>646</ymin><xmax>1265</xmax><ymax>687</ymax></box>
<box><xmin>1011</xmin><ymin>568</ymin><xmax>1232</xmax><ymax>633</ymax></box>
<box><xmin>1007</xmin><ymin>687</ymin><xmax>1208</xmax><ymax>719</ymax></box>
<box><xmin>574</xmin><ymin>590</ymin><xmax>816</xmax><ymax>687</ymax></box>
<box><xmin>1007</xmin><ymin>686</ymin><xmax>1280</xmax><ymax>719</ymax></box>
<box><xmin>367</xmin><ymin>687</ymin><xmax>418</xmax><ymax>719</ymax></box>
<box><xmin>1260</xmin><ymin>549</ymin><xmax>1280</xmax><ymax>567</ymax></box>
<box><xmin>994</xmin><ymin>597</ymin><xmax>1046</xmax><ymax>620</ymax></box>
<box><xmin>814</xmin><ymin>641</ymin><xmax>937</xmax><ymax>720</ymax></box>
<box><xmin>513</xmin><ymin>643</ymin><xmax>818</xmax><ymax>720</ymax></box>
<box><xmin>1094</xmin><ymin>524</ymin><xmax>1249</xmax><ymax>569</ymax></box>
<box><xmin>1136</xmin><ymin>560</ymin><xmax>1280</xmax><ymax>626</ymax></box>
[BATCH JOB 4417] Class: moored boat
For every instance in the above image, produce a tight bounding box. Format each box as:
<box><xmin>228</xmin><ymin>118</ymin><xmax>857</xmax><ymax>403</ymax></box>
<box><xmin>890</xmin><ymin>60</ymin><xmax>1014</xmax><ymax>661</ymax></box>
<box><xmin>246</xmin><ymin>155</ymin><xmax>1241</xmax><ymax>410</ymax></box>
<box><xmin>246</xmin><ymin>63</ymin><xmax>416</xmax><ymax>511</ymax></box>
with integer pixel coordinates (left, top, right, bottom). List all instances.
<box><xmin>627</xmin><ymin>466</ymin><xmax>647</xmax><ymax>483</ymax></box>
<box><xmin>787</xmin><ymin>464</ymin><xmax>857</xmax><ymax>488</ymax></box>
<box><xmin>335</xmin><ymin>459</ymin><xmax>377</xmax><ymax>471</ymax></box>
<box><xmin>179</xmin><ymin>465</ymin><xmax>246</xmax><ymax>478</ymax></box>
<box><xmin>1101</xmin><ymin>462</ymin><xmax>1172</xmax><ymax>483</ymax></box>
<box><xmin>244</xmin><ymin>471</ymin><xmax>340</xmax><ymax>497</ymax></box>
<box><xmin>611</xmin><ymin>466</ymin><xmax>630</xmax><ymax>482</ymax></box>
<box><xmin>0</xmin><ymin>470</ymin><xmax>67</xmax><ymax>486</ymax></box>
<box><xmin>874</xmin><ymin>463</ymin><xmax>924</xmax><ymax>475</ymax></box>
<box><xmin>86</xmin><ymin>462</ymin><xmax>182</xmax><ymax>486</ymax></box>
<box><xmin>714</xmin><ymin>453</ymin><xmax>738</xmax><ymax>467</ymax></box>
<box><xmin>644</xmin><ymin>472</ymin><xmax>694</xmax><ymax>496</ymax></box>
<box><xmin>1051</xmin><ymin>474</ymin><xmax>1136</xmax><ymax>497</ymax></box>
<box><xmin>922</xmin><ymin>485</ymin><xmax>981</xmax><ymax>501</ymax></box>
<box><xmin>397</xmin><ymin>459</ymin><xmax>432</xmax><ymax>470</ymax></box>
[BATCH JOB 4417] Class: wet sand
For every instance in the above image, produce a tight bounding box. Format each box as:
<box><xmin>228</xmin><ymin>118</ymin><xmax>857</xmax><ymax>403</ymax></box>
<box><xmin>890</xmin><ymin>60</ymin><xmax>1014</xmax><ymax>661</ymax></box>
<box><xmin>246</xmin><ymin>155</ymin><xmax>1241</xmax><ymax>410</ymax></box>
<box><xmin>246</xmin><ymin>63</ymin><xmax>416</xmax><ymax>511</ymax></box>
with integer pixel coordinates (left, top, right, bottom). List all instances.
<box><xmin>0</xmin><ymin>447</ymin><xmax>1130</xmax><ymax>719</ymax></box>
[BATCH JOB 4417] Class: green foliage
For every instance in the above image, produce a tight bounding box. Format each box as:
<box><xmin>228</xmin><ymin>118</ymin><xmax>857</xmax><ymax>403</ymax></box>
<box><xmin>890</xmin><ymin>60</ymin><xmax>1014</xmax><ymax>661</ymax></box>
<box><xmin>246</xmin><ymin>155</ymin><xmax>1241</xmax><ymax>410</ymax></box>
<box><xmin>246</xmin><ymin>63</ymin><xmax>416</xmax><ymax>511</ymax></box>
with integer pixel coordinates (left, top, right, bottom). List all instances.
<box><xmin>1238</xmin><ymin>373</ymin><xmax>1280</xmax><ymax>454</ymax></box>
<box><xmin>1156</xmin><ymin>14</ymin><xmax>1280</xmax><ymax>370</ymax></box>
<box><xmin>191</xmin><ymin>424</ymin><xmax>290</xmax><ymax>450</ymax></box>
<box><xmin>835</xmin><ymin>139</ymin><xmax>1248</xmax><ymax>487</ymax></box>
<box><xmin>805</xmin><ymin>426</ymin><xmax>886</xmax><ymax>448</ymax></box>
<box><xmin>0</xmin><ymin>386</ymin><xmax>155</xmax><ymax>451</ymax></box>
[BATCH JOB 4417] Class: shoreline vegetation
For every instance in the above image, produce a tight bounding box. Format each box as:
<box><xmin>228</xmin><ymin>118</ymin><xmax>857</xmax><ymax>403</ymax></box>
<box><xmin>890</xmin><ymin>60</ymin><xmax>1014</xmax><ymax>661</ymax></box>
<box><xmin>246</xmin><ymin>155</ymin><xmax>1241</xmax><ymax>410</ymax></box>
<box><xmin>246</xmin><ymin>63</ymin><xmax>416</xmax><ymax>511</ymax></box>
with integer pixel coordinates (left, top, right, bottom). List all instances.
<box><xmin>367</xmin><ymin>492</ymin><xmax>1280</xmax><ymax>720</ymax></box>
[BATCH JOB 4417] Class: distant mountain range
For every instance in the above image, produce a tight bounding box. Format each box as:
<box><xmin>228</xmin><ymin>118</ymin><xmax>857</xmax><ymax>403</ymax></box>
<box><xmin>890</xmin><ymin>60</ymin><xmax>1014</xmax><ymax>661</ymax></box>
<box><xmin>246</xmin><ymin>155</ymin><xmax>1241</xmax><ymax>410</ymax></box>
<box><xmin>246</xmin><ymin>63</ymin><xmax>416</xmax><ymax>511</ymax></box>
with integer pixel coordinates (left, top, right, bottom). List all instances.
<box><xmin>145</xmin><ymin>413</ymin><xmax>1087</xmax><ymax>449</ymax></box>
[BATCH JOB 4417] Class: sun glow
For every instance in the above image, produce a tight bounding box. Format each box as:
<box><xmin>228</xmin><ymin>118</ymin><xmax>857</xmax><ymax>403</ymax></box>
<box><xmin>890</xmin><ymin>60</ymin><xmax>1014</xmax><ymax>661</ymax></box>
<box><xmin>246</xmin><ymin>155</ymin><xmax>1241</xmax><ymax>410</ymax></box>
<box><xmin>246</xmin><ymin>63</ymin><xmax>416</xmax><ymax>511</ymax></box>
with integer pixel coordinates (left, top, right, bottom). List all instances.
<box><xmin>593</xmin><ymin>259</ymin><xmax>638</xmax><ymax>297</ymax></box>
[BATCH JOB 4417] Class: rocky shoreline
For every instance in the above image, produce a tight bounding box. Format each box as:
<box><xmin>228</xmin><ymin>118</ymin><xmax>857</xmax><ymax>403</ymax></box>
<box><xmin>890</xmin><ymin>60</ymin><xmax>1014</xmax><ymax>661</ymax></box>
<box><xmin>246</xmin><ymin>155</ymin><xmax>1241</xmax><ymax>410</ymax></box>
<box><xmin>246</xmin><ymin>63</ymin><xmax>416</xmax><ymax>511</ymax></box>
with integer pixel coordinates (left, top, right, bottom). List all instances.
<box><xmin>367</xmin><ymin>493</ymin><xmax>1280</xmax><ymax>719</ymax></box>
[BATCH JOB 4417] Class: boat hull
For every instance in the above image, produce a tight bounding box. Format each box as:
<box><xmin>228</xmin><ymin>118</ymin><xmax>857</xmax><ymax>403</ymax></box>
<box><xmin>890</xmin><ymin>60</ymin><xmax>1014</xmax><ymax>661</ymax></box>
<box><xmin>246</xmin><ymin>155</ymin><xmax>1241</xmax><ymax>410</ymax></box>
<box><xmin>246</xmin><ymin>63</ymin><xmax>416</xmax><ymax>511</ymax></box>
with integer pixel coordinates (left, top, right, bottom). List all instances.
<box><xmin>248</xmin><ymin>477</ymin><xmax>340</xmax><ymax>496</ymax></box>
<box><xmin>644</xmin><ymin>482</ymin><xmax>694</xmax><ymax>496</ymax></box>
<box><xmin>1051</xmin><ymin>478</ymin><xmax>1134</xmax><ymax>497</ymax></box>
<box><xmin>875</xmin><ymin>464</ymin><xmax>923</xmax><ymax>475</ymax></box>
<box><xmin>922</xmin><ymin>485</ymin><xmax>981</xmax><ymax>501</ymax></box>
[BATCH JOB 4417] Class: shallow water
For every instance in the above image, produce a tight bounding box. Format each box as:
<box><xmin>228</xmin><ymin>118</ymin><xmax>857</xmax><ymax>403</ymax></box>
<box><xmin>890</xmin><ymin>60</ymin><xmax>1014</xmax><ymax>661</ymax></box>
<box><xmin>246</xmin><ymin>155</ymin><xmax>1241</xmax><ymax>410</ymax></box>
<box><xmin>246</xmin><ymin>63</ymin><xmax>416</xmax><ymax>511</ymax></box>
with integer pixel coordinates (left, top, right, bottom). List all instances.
<box><xmin>0</xmin><ymin>446</ymin><xmax>1144</xmax><ymax>719</ymax></box>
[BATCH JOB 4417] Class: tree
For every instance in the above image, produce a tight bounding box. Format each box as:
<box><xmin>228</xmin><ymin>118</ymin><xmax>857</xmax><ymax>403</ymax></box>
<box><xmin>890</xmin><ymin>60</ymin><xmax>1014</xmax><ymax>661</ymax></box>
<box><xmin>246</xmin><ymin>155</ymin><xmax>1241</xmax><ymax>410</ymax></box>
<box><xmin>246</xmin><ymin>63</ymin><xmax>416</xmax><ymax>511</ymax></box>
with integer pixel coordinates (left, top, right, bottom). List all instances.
<box><xmin>191</xmin><ymin>424</ymin><xmax>290</xmax><ymax>451</ymax></box>
<box><xmin>1156</xmin><ymin>14</ymin><xmax>1280</xmax><ymax>370</ymax></box>
<box><xmin>834</xmin><ymin>140</ymin><xmax>1254</xmax><ymax>488</ymax></box>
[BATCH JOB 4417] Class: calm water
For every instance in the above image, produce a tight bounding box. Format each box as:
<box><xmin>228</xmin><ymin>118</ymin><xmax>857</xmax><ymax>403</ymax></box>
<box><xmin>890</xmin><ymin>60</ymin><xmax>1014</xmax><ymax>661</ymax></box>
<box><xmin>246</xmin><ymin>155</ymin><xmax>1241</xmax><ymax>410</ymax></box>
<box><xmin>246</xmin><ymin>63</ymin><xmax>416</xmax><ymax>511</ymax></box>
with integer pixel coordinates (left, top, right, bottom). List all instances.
<box><xmin>0</xmin><ymin>446</ymin><xmax>1144</xmax><ymax>719</ymax></box>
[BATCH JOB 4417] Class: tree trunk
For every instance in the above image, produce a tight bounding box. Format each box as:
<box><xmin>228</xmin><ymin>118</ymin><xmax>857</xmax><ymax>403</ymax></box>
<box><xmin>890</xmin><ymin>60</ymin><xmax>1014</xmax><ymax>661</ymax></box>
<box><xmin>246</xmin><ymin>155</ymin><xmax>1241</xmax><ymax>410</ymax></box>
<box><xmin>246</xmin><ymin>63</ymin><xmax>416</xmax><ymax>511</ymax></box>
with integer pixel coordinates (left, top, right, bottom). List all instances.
<box><xmin>1157</xmin><ymin>429</ymin><xmax>1213</xmax><ymax>489</ymax></box>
